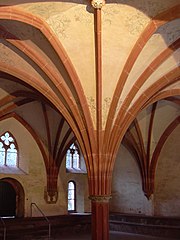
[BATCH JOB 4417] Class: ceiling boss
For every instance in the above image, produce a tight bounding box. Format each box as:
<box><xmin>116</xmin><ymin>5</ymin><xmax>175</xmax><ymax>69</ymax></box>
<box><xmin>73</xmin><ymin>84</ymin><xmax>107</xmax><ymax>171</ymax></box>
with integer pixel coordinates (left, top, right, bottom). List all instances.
<box><xmin>91</xmin><ymin>0</ymin><xmax>105</xmax><ymax>8</ymax></box>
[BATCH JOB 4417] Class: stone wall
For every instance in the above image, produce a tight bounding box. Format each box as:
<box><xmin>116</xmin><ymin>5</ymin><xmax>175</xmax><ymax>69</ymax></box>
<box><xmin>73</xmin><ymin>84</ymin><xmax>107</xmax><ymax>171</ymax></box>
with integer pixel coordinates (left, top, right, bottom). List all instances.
<box><xmin>110</xmin><ymin>125</ymin><xmax>180</xmax><ymax>217</ymax></box>
<box><xmin>154</xmin><ymin>126</ymin><xmax>180</xmax><ymax>216</ymax></box>
<box><xmin>110</xmin><ymin>145</ymin><xmax>153</xmax><ymax>215</ymax></box>
<box><xmin>0</xmin><ymin>117</ymin><xmax>90</xmax><ymax>217</ymax></box>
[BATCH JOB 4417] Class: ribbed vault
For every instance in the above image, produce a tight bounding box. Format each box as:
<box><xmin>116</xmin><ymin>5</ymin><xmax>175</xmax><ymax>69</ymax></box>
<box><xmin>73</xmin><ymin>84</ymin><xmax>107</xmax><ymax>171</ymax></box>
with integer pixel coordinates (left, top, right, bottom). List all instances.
<box><xmin>0</xmin><ymin>3</ymin><xmax>179</xmax><ymax>235</ymax></box>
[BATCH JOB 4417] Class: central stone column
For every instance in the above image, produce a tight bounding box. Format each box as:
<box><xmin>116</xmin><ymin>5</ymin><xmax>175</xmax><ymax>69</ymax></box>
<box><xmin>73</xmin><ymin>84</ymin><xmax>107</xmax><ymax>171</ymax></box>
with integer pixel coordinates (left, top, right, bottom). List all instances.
<box><xmin>89</xmin><ymin>195</ymin><xmax>111</xmax><ymax>240</ymax></box>
<box><xmin>89</xmin><ymin>1</ymin><xmax>110</xmax><ymax>239</ymax></box>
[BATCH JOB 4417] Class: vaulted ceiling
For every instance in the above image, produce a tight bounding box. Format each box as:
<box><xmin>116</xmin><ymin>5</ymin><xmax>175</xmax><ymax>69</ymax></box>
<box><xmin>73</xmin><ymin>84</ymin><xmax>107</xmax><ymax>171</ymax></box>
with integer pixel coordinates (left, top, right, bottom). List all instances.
<box><xmin>0</xmin><ymin>0</ymin><xmax>179</xmax><ymax>197</ymax></box>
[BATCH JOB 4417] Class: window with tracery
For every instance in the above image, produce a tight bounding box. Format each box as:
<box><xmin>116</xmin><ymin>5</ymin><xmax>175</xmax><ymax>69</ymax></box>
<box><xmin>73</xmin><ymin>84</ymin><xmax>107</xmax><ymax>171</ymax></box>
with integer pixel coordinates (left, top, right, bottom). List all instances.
<box><xmin>0</xmin><ymin>132</ymin><xmax>18</xmax><ymax>167</ymax></box>
<box><xmin>66</xmin><ymin>143</ymin><xmax>80</xmax><ymax>170</ymax></box>
<box><xmin>68</xmin><ymin>181</ymin><xmax>76</xmax><ymax>212</ymax></box>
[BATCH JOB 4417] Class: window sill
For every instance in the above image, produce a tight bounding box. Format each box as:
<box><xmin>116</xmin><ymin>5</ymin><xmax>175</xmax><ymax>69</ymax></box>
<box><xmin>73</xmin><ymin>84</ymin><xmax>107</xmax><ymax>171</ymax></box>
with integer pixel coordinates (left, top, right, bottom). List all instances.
<box><xmin>66</xmin><ymin>168</ymin><xmax>86</xmax><ymax>174</ymax></box>
<box><xmin>0</xmin><ymin>166</ymin><xmax>27</xmax><ymax>174</ymax></box>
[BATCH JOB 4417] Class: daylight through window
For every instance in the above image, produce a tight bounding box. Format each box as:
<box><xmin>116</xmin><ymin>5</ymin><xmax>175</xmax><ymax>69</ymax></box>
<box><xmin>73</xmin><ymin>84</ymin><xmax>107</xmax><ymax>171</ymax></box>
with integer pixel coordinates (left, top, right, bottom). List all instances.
<box><xmin>66</xmin><ymin>143</ymin><xmax>80</xmax><ymax>169</ymax></box>
<box><xmin>0</xmin><ymin>132</ymin><xmax>18</xmax><ymax>167</ymax></box>
<box><xmin>68</xmin><ymin>181</ymin><xmax>76</xmax><ymax>212</ymax></box>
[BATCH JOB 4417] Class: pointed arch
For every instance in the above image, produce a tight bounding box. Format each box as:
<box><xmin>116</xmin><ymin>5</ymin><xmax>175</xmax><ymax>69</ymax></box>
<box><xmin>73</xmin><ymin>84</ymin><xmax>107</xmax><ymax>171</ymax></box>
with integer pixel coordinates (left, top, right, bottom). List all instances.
<box><xmin>109</xmin><ymin>39</ymin><xmax>180</xmax><ymax>151</ymax></box>
<box><xmin>0</xmin><ymin>177</ymin><xmax>25</xmax><ymax>217</ymax></box>
<box><xmin>0</xmin><ymin>131</ymin><xmax>18</xmax><ymax>167</ymax></box>
<box><xmin>149</xmin><ymin>116</ymin><xmax>180</xmax><ymax>194</ymax></box>
<box><xmin>108</xmin><ymin>67</ymin><xmax>180</xmax><ymax>174</ymax></box>
<box><xmin>104</xmin><ymin>4</ymin><xmax>180</xmax><ymax>153</ymax></box>
<box><xmin>66</xmin><ymin>142</ymin><xmax>80</xmax><ymax>170</ymax></box>
<box><xmin>0</xmin><ymin>5</ymin><xmax>96</xmax><ymax>163</ymax></box>
<box><xmin>0</xmin><ymin>112</ymin><xmax>49</xmax><ymax>170</ymax></box>
<box><xmin>143</xmin><ymin>89</ymin><xmax>180</xmax><ymax>108</ymax></box>
<box><xmin>0</xmin><ymin>7</ymin><xmax>96</xmax><ymax>192</ymax></box>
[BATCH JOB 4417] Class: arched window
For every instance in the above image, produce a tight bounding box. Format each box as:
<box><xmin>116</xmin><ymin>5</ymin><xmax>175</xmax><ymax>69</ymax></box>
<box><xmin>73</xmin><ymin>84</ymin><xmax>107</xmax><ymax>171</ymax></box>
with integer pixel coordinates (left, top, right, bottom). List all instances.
<box><xmin>0</xmin><ymin>132</ymin><xmax>18</xmax><ymax>167</ymax></box>
<box><xmin>66</xmin><ymin>143</ymin><xmax>80</xmax><ymax>170</ymax></box>
<box><xmin>68</xmin><ymin>181</ymin><xmax>76</xmax><ymax>212</ymax></box>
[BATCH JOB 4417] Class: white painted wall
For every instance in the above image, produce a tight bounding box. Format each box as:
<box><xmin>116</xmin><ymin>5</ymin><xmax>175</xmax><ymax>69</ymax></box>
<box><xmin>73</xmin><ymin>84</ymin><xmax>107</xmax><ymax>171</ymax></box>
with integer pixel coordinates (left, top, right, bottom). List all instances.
<box><xmin>0</xmin><ymin>117</ymin><xmax>90</xmax><ymax>217</ymax></box>
<box><xmin>1</xmin><ymin>117</ymin><xmax>179</xmax><ymax>218</ymax></box>
<box><xmin>0</xmin><ymin>118</ymin><xmax>47</xmax><ymax>217</ymax></box>
<box><xmin>110</xmin><ymin>145</ymin><xmax>153</xmax><ymax>215</ymax></box>
<box><xmin>154</xmin><ymin>126</ymin><xmax>180</xmax><ymax>216</ymax></box>
<box><xmin>59</xmin><ymin>158</ymin><xmax>90</xmax><ymax>213</ymax></box>
<box><xmin>110</xmin><ymin>125</ymin><xmax>180</xmax><ymax>217</ymax></box>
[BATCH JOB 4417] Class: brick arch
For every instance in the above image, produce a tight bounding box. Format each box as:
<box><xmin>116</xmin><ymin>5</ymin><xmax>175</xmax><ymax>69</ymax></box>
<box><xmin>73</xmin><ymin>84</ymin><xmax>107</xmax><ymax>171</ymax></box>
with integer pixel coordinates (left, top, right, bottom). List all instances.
<box><xmin>143</xmin><ymin>89</ymin><xmax>180</xmax><ymax>109</ymax></box>
<box><xmin>149</xmin><ymin>116</ymin><xmax>180</xmax><ymax>194</ymax></box>
<box><xmin>103</xmin><ymin>4</ymin><xmax>180</xmax><ymax>175</ymax></box>
<box><xmin>0</xmin><ymin>25</ymin><xmax>88</xmax><ymax>153</ymax></box>
<box><xmin>108</xmin><ymin>41</ymin><xmax>180</xmax><ymax>157</ymax></box>
<box><xmin>104</xmin><ymin>4</ymin><xmax>180</xmax><ymax>151</ymax></box>
<box><xmin>0</xmin><ymin>177</ymin><xmax>25</xmax><ymax>217</ymax></box>
<box><xmin>111</xmin><ymin>39</ymin><xmax>180</xmax><ymax>144</ymax></box>
<box><xmin>108</xmin><ymin>67</ymin><xmax>180</xmax><ymax>173</ymax></box>
<box><xmin>0</xmin><ymin>71</ymin><xmax>86</xmax><ymax>156</ymax></box>
<box><xmin>0</xmin><ymin>6</ymin><xmax>95</xmax><ymax>160</ymax></box>
<box><xmin>0</xmin><ymin>68</ymin><xmax>89</xmax><ymax>174</ymax></box>
<box><xmin>0</xmin><ymin>66</ymin><xmax>82</xmax><ymax>153</ymax></box>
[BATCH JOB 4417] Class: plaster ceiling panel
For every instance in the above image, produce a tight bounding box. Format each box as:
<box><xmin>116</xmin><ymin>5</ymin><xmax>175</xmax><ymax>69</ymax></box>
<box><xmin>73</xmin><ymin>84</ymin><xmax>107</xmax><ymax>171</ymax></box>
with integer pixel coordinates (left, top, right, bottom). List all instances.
<box><xmin>102</xmin><ymin>3</ymin><xmax>150</xmax><ymax>102</ymax></box>
<box><xmin>0</xmin><ymin>19</ymin><xmax>68</xmax><ymax>86</ymax></box>
<box><xmin>0</xmin><ymin>42</ymin><xmax>59</xmax><ymax>103</ymax></box>
<box><xmin>0</xmin><ymin>77</ymin><xmax>29</xmax><ymax>98</ymax></box>
<box><xmin>0</xmin><ymin>39</ymin><xmax>41</xmax><ymax>77</ymax></box>
<box><xmin>103</xmin><ymin>1</ymin><xmax>179</xmax><ymax>129</ymax></box>
<box><xmin>15</xmin><ymin>1</ymin><xmax>87</xmax><ymax>18</ymax></box>
<box><xmin>0</xmin><ymin>0</ymin><xmax>83</xmax><ymax>12</ymax></box>
<box><xmin>0</xmin><ymin>22</ymin><xmax>73</xmax><ymax>112</ymax></box>
<box><xmin>151</xmin><ymin>100</ymin><xmax>179</xmax><ymax>152</ymax></box>
<box><xmin>0</xmin><ymin>87</ymin><xmax>8</xmax><ymax>99</ymax></box>
<box><xmin>136</xmin><ymin>105</ymin><xmax>152</xmax><ymax>143</ymax></box>
<box><xmin>107</xmin><ymin>0</ymin><xmax>178</xmax><ymax>17</ymax></box>
<box><xmin>46</xmin><ymin>4</ymin><xmax>96</xmax><ymax>100</ymax></box>
<box><xmin>44</xmin><ymin>104</ymin><xmax>72</xmax><ymax>148</ymax></box>
<box><xmin>0</xmin><ymin>1</ymin><xmax>179</xmax><ymax>139</ymax></box>
<box><xmin>15</xmin><ymin>101</ymin><xmax>50</xmax><ymax>145</ymax></box>
<box><xmin>7</xmin><ymin>1</ymin><xmax>95</xmax><ymax>103</ymax></box>
<box><xmin>138</xmin><ymin>100</ymin><xmax>179</xmax><ymax>150</ymax></box>
<box><xmin>129</xmin><ymin>50</ymin><xmax>180</xmax><ymax>107</ymax></box>
<box><xmin>121</xmin><ymin>19</ymin><xmax>180</xmax><ymax>102</ymax></box>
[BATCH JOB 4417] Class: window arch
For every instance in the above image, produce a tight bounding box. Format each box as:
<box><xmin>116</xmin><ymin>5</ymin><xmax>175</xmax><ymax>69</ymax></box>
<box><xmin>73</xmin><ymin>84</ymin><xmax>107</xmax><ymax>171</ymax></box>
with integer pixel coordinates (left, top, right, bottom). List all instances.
<box><xmin>0</xmin><ymin>132</ymin><xmax>18</xmax><ymax>167</ymax></box>
<box><xmin>66</xmin><ymin>143</ymin><xmax>80</xmax><ymax>170</ymax></box>
<box><xmin>68</xmin><ymin>181</ymin><xmax>76</xmax><ymax>212</ymax></box>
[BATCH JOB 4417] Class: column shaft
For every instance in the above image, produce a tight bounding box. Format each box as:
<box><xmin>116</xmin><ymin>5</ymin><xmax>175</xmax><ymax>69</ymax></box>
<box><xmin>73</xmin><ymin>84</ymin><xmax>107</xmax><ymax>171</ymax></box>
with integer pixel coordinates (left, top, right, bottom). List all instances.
<box><xmin>90</xmin><ymin>195</ymin><xmax>111</xmax><ymax>240</ymax></box>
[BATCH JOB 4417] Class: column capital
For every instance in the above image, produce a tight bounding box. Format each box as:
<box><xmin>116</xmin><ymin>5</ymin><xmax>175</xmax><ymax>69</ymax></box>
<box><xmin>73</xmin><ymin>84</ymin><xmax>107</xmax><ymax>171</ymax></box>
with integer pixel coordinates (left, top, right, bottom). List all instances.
<box><xmin>89</xmin><ymin>194</ymin><xmax>112</xmax><ymax>202</ymax></box>
<box><xmin>91</xmin><ymin>0</ymin><xmax>105</xmax><ymax>9</ymax></box>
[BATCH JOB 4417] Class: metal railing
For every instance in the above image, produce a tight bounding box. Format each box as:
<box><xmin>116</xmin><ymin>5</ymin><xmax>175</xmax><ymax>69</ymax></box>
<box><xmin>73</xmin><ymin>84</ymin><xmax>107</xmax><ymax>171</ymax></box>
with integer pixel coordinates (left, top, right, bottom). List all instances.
<box><xmin>30</xmin><ymin>203</ymin><xmax>51</xmax><ymax>240</ymax></box>
<box><xmin>0</xmin><ymin>217</ymin><xmax>6</xmax><ymax>240</ymax></box>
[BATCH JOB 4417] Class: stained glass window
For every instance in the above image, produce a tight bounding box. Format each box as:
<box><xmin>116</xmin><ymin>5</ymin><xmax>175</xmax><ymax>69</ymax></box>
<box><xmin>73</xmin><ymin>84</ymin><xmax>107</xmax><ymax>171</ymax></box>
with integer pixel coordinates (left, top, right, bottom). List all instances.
<box><xmin>66</xmin><ymin>143</ymin><xmax>80</xmax><ymax>170</ymax></box>
<box><xmin>0</xmin><ymin>132</ymin><xmax>18</xmax><ymax>167</ymax></box>
<box><xmin>68</xmin><ymin>181</ymin><xmax>76</xmax><ymax>211</ymax></box>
